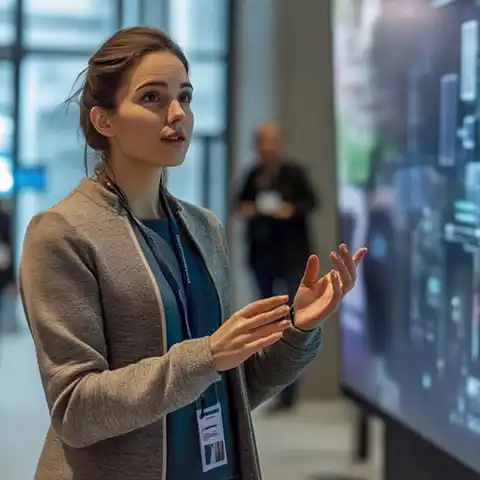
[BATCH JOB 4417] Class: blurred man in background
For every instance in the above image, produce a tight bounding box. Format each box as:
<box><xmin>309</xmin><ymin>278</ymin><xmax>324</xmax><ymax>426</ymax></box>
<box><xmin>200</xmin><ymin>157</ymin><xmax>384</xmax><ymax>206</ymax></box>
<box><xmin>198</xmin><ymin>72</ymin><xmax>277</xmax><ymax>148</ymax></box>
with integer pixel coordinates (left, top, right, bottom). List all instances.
<box><xmin>236</xmin><ymin>121</ymin><xmax>318</xmax><ymax>411</ymax></box>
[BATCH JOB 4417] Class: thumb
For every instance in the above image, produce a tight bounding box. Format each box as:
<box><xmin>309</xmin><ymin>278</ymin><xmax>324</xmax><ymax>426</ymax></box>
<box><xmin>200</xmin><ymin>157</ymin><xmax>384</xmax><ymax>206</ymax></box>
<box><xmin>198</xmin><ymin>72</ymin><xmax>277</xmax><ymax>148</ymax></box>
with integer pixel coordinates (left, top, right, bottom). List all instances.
<box><xmin>301</xmin><ymin>255</ymin><xmax>319</xmax><ymax>287</ymax></box>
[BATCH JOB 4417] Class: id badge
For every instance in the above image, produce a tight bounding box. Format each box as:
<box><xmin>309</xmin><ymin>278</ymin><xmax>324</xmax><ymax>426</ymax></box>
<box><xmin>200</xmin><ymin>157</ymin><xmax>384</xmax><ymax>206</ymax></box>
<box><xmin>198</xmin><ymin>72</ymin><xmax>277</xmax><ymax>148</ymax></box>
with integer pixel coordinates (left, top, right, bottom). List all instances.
<box><xmin>196</xmin><ymin>403</ymin><xmax>228</xmax><ymax>472</ymax></box>
<box><xmin>256</xmin><ymin>190</ymin><xmax>282</xmax><ymax>215</ymax></box>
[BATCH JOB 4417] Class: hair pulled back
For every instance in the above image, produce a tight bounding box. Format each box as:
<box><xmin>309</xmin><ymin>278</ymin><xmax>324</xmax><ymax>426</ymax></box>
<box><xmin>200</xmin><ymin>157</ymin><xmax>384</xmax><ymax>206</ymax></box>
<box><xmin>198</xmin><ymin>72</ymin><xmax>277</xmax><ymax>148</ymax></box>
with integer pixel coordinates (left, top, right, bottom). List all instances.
<box><xmin>64</xmin><ymin>27</ymin><xmax>189</xmax><ymax>175</ymax></box>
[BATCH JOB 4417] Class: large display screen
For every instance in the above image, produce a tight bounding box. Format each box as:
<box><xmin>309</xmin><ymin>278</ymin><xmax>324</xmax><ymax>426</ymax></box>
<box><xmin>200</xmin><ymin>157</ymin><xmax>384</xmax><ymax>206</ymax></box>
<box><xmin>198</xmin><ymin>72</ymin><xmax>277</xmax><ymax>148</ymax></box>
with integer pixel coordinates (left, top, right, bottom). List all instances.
<box><xmin>333</xmin><ymin>0</ymin><xmax>480</xmax><ymax>473</ymax></box>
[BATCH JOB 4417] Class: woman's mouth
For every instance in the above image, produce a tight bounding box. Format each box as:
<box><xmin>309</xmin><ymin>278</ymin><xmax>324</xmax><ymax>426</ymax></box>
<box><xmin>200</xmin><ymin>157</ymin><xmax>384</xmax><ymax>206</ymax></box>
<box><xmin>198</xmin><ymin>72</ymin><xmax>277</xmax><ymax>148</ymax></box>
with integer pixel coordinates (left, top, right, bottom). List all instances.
<box><xmin>161</xmin><ymin>133</ymin><xmax>186</xmax><ymax>148</ymax></box>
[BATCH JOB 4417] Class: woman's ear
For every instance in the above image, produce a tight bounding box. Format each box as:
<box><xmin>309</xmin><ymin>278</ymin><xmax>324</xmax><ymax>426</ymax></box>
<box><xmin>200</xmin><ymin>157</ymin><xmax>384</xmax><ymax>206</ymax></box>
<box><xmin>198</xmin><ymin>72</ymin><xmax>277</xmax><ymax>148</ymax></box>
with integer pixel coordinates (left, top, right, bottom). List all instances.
<box><xmin>90</xmin><ymin>106</ymin><xmax>115</xmax><ymax>138</ymax></box>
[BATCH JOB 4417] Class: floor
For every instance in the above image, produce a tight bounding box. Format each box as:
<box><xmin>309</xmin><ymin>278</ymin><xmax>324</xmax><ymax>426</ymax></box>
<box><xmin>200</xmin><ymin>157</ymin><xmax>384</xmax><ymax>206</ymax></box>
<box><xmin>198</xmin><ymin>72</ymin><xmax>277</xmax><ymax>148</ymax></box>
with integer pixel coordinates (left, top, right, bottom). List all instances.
<box><xmin>253</xmin><ymin>402</ymin><xmax>383</xmax><ymax>480</ymax></box>
<box><xmin>0</xmin><ymin>327</ymin><xmax>384</xmax><ymax>480</ymax></box>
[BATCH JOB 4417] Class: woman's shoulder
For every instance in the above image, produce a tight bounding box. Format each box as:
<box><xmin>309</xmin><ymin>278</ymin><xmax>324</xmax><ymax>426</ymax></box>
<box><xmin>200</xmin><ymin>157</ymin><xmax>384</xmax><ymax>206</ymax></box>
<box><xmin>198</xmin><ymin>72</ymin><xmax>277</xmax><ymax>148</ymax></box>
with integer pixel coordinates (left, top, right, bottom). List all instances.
<box><xmin>51</xmin><ymin>177</ymin><xmax>120</xmax><ymax>226</ymax></box>
<box><xmin>23</xmin><ymin>179</ymin><xmax>122</xmax><ymax>253</ymax></box>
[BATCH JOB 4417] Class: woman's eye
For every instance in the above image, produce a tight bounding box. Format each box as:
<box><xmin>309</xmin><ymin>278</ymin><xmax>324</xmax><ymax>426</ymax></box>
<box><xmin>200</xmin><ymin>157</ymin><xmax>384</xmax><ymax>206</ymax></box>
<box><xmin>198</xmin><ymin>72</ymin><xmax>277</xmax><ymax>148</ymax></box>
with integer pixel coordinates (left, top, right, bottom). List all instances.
<box><xmin>179</xmin><ymin>91</ymin><xmax>193</xmax><ymax>104</ymax></box>
<box><xmin>142</xmin><ymin>92</ymin><xmax>160</xmax><ymax>103</ymax></box>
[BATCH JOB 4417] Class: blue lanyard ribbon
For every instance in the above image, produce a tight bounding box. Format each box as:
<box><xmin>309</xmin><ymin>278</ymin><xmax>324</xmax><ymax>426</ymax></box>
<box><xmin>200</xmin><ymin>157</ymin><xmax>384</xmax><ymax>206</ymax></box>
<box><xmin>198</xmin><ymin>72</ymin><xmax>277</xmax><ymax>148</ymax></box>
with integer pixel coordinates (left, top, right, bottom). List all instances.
<box><xmin>137</xmin><ymin>194</ymin><xmax>195</xmax><ymax>341</ymax></box>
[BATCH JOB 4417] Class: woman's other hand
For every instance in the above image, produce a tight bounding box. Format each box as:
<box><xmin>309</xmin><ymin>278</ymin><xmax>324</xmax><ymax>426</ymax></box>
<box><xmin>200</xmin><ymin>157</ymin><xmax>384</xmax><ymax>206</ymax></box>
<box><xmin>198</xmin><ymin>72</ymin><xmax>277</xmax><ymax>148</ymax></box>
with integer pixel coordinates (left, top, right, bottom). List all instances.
<box><xmin>209</xmin><ymin>295</ymin><xmax>290</xmax><ymax>372</ymax></box>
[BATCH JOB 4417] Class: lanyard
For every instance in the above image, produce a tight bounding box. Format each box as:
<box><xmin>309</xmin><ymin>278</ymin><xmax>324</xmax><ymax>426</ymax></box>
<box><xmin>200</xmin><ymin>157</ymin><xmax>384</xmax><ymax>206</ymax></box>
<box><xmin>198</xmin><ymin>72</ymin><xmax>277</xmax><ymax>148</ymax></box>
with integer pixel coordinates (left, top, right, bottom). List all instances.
<box><xmin>148</xmin><ymin>195</ymin><xmax>199</xmax><ymax>342</ymax></box>
<box><xmin>102</xmin><ymin>176</ymin><xmax>195</xmax><ymax>340</ymax></box>
<box><xmin>134</xmin><ymin>201</ymin><xmax>195</xmax><ymax>341</ymax></box>
<box><xmin>101</xmin><ymin>176</ymin><xmax>219</xmax><ymax>411</ymax></box>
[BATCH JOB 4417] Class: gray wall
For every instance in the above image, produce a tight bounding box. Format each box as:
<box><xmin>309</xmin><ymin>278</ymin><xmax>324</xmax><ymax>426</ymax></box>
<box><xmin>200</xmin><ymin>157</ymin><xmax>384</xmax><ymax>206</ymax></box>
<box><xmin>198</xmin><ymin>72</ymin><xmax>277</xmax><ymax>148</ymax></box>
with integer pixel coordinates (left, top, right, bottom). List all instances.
<box><xmin>229</xmin><ymin>0</ymin><xmax>280</xmax><ymax>310</ymax></box>
<box><xmin>230</xmin><ymin>0</ymin><xmax>340</xmax><ymax>398</ymax></box>
<box><xmin>277</xmin><ymin>0</ymin><xmax>339</xmax><ymax>398</ymax></box>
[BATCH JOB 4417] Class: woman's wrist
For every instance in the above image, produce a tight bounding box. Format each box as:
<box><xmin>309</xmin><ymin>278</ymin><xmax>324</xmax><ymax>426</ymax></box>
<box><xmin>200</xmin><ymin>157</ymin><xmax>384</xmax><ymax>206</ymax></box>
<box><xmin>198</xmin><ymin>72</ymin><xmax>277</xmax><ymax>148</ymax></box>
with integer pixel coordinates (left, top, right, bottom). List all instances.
<box><xmin>288</xmin><ymin>305</ymin><xmax>315</xmax><ymax>332</ymax></box>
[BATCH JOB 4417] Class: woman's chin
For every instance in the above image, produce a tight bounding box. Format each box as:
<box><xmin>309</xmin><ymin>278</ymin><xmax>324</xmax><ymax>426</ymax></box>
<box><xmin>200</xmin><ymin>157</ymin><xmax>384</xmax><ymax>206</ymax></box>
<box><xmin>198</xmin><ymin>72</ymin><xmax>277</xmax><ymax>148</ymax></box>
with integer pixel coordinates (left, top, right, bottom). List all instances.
<box><xmin>160</xmin><ymin>156</ymin><xmax>187</xmax><ymax>168</ymax></box>
<box><xmin>151</xmin><ymin>152</ymin><xmax>187</xmax><ymax>168</ymax></box>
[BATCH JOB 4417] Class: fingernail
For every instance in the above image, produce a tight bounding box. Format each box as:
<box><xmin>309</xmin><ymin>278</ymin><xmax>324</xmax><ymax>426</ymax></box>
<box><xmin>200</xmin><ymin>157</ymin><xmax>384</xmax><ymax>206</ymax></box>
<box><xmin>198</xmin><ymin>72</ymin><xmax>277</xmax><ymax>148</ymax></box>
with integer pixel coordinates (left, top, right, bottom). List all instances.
<box><xmin>332</xmin><ymin>252</ymin><xmax>340</xmax><ymax>259</ymax></box>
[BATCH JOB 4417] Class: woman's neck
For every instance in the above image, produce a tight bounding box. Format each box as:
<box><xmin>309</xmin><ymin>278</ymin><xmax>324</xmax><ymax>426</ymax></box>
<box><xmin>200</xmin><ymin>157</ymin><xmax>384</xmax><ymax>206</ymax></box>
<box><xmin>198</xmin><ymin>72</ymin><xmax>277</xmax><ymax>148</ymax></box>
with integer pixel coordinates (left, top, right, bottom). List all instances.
<box><xmin>104</xmin><ymin>160</ymin><xmax>166</xmax><ymax>220</ymax></box>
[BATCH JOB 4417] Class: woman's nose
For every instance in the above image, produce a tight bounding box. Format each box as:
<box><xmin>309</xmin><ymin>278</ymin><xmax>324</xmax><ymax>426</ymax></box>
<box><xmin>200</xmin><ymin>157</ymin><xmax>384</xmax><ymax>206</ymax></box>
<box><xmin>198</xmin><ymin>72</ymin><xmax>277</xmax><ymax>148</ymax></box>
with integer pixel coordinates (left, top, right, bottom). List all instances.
<box><xmin>168</xmin><ymin>100</ymin><xmax>186</xmax><ymax>125</ymax></box>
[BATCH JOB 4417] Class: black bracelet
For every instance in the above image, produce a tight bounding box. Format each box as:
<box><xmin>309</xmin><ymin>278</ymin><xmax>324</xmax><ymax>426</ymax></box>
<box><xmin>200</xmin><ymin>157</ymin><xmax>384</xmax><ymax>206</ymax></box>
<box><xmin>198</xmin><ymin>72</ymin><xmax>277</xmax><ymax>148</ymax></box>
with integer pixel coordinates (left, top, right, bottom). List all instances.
<box><xmin>288</xmin><ymin>304</ymin><xmax>312</xmax><ymax>333</ymax></box>
<box><xmin>288</xmin><ymin>304</ymin><xmax>295</xmax><ymax>326</ymax></box>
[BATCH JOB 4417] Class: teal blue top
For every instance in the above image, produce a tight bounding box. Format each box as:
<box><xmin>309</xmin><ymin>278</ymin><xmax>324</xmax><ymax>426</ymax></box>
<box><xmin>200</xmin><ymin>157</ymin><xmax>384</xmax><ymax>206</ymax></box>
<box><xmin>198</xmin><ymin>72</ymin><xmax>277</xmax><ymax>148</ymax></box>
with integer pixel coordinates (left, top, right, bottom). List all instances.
<box><xmin>142</xmin><ymin>218</ymin><xmax>240</xmax><ymax>480</ymax></box>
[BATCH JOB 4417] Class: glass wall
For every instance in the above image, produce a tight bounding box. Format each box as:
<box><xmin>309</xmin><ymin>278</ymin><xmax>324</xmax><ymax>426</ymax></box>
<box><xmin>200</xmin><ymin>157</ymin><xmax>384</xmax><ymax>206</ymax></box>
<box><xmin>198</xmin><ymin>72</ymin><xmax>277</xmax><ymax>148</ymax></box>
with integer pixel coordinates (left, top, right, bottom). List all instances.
<box><xmin>17</xmin><ymin>57</ymin><xmax>89</xmax><ymax>241</ymax></box>
<box><xmin>24</xmin><ymin>0</ymin><xmax>117</xmax><ymax>50</ymax></box>
<box><xmin>0</xmin><ymin>62</ymin><xmax>14</xmax><ymax>200</ymax></box>
<box><xmin>0</xmin><ymin>0</ymin><xmax>16</xmax><ymax>45</ymax></box>
<box><xmin>165</xmin><ymin>0</ymin><xmax>229</xmax><ymax>221</ymax></box>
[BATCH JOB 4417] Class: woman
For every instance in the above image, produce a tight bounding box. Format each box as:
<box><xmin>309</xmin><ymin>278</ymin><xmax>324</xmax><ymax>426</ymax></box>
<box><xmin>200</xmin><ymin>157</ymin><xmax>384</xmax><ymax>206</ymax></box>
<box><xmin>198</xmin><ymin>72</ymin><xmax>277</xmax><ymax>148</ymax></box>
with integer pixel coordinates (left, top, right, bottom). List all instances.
<box><xmin>19</xmin><ymin>27</ymin><xmax>367</xmax><ymax>480</ymax></box>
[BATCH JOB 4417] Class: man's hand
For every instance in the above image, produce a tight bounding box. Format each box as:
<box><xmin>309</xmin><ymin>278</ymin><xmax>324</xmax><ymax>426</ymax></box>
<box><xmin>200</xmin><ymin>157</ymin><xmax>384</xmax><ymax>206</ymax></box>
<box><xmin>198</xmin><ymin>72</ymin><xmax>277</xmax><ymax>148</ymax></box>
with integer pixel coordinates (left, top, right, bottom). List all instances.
<box><xmin>238</xmin><ymin>201</ymin><xmax>257</xmax><ymax>220</ymax></box>
<box><xmin>273</xmin><ymin>202</ymin><xmax>294</xmax><ymax>220</ymax></box>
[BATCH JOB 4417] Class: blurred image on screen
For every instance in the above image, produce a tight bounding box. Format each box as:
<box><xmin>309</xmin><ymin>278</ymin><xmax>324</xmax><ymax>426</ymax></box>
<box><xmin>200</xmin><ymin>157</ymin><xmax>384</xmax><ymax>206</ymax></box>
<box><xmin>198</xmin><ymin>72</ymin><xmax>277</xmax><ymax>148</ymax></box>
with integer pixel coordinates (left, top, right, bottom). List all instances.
<box><xmin>333</xmin><ymin>0</ymin><xmax>480</xmax><ymax>473</ymax></box>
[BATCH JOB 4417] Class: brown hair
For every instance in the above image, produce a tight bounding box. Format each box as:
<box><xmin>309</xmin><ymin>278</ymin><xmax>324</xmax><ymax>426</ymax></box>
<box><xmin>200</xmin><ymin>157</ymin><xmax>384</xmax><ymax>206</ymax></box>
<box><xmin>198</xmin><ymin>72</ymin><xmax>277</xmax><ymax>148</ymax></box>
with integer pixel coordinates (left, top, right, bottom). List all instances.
<box><xmin>64</xmin><ymin>27</ymin><xmax>189</xmax><ymax>178</ymax></box>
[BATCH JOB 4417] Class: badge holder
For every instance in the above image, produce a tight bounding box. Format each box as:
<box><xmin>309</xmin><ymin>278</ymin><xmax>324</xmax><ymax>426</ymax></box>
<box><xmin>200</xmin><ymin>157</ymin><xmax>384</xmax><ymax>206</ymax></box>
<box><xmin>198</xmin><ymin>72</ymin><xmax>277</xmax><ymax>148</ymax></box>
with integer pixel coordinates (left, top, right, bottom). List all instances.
<box><xmin>196</xmin><ymin>383</ymin><xmax>228</xmax><ymax>473</ymax></box>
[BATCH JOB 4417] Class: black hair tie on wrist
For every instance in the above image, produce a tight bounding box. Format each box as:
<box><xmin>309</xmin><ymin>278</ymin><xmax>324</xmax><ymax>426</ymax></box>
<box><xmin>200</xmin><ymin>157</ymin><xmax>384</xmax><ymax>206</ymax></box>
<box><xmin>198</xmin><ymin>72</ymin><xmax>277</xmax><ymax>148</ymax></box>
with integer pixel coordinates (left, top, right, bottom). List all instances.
<box><xmin>288</xmin><ymin>304</ymin><xmax>295</xmax><ymax>326</ymax></box>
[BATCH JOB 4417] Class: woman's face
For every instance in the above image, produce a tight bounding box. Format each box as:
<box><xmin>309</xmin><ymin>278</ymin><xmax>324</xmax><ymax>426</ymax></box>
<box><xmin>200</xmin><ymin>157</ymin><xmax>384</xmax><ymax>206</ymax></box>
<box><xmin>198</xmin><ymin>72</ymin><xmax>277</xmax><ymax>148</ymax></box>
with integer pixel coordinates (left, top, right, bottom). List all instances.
<box><xmin>108</xmin><ymin>51</ymin><xmax>194</xmax><ymax>168</ymax></box>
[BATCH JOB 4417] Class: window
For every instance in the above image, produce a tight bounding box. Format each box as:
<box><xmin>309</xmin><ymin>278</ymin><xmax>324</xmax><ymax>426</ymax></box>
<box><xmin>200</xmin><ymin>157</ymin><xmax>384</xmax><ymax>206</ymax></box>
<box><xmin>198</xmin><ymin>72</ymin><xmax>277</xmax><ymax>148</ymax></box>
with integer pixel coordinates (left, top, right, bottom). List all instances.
<box><xmin>0</xmin><ymin>0</ymin><xmax>15</xmax><ymax>45</ymax></box>
<box><xmin>121</xmin><ymin>0</ymin><xmax>142</xmax><ymax>27</ymax></box>
<box><xmin>0</xmin><ymin>61</ymin><xmax>14</xmax><ymax>199</ymax></box>
<box><xmin>24</xmin><ymin>0</ymin><xmax>117</xmax><ymax>50</ymax></box>
<box><xmin>168</xmin><ymin>140</ymin><xmax>204</xmax><ymax>205</ymax></box>
<box><xmin>17</xmin><ymin>57</ymin><xmax>87</xmax><ymax>239</ymax></box>
<box><xmin>121</xmin><ymin>0</ymin><xmax>167</xmax><ymax>29</ymax></box>
<box><xmin>190</xmin><ymin>61</ymin><xmax>227</xmax><ymax>134</ymax></box>
<box><xmin>168</xmin><ymin>135</ymin><xmax>227</xmax><ymax>224</ymax></box>
<box><xmin>169</xmin><ymin>0</ymin><xmax>228</xmax><ymax>54</ymax></box>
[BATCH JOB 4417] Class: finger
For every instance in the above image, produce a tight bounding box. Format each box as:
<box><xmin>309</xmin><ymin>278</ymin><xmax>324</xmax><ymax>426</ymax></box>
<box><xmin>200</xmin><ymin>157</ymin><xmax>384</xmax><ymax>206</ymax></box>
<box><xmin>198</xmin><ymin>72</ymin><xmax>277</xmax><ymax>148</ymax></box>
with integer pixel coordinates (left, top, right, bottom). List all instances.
<box><xmin>313</xmin><ymin>274</ymin><xmax>329</xmax><ymax>295</ymax></box>
<box><xmin>319</xmin><ymin>271</ymin><xmax>343</xmax><ymax>316</ymax></box>
<box><xmin>327</xmin><ymin>270</ymin><xmax>344</xmax><ymax>311</ymax></box>
<box><xmin>240</xmin><ymin>295</ymin><xmax>289</xmax><ymax>318</ymax></box>
<box><xmin>339</xmin><ymin>244</ymin><xmax>357</xmax><ymax>283</ymax></box>
<box><xmin>246</xmin><ymin>331</ymin><xmax>284</xmax><ymax>355</ymax></box>
<box><xmin>301</xmin><ymin>255</ymin><xmax>319</xmax><ymax>287</ymax></box>
<box><xmin>353</xmin><ymin>247</ymin><xmax>368</xmax><ymax>265</ymax></box>
<box><xmin>245</xmin><ymin>319</ymin><xmax>290</xmax><ymax>352</ymax></box>
<box><xmin>332</xmin><ymin>270</ymin><xmax>343</xmax><ymax>299</ymax></box>
<box><xmin>247</xmin><ymin>304</ymin><xmax>290</xmax><ymax>330</ymax></box>
<box><xmin>330</xmin><ymin>251</ymin><xmax>352</xmax><ymax>290</ymax></box>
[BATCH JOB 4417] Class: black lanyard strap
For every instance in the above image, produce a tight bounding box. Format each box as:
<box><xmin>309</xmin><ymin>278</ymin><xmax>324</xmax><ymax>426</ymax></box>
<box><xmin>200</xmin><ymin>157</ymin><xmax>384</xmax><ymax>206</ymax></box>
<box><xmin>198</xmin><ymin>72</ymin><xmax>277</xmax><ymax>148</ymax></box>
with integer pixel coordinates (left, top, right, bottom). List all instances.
<box><xmin>139</xmin><ymin>223</ymin><xmax>193</xmax><ymax>339</ymax></box>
